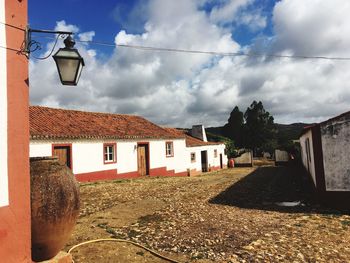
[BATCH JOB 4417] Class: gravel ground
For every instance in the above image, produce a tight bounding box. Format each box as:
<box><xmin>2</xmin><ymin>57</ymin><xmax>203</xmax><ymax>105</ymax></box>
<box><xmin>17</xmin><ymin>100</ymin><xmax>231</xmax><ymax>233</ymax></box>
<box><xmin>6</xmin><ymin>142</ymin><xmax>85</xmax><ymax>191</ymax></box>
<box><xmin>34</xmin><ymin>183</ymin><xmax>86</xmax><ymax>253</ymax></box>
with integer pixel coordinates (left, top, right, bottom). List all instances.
<box><xmin>66</xmin><ymin>164</ymin><xmax>350</xmax><ymax>262</ymax></box>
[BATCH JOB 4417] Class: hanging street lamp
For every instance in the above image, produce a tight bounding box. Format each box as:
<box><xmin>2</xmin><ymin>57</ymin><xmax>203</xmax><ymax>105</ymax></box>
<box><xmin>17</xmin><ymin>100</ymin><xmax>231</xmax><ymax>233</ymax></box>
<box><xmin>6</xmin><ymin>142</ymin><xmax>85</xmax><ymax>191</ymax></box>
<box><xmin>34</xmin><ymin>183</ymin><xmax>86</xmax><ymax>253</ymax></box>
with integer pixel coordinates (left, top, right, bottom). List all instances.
<box><xmin>53</xmin><ymin>36</ymin><xmax>85</xmax><ymax>86</ymax></box>
<box><xmin>25</xmin><ymin>27</ymin><xmax>85</xmax><ymax>86</ymax></box>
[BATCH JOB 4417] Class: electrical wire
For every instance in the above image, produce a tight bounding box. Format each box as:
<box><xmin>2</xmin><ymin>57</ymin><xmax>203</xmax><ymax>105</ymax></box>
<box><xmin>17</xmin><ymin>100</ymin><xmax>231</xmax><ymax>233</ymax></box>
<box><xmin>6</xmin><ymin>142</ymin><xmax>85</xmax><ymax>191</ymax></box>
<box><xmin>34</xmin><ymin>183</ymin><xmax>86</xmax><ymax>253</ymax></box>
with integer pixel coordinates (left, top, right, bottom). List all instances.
<box><xmin>0</xmin><ymin>45</ymin><xmax>21</xmax><ymax>52</ymax></box>
<box><xmin>3</xmin><ymin>21</ymin><xmax>350</xmax><ymax>61</ymax></box>
<box><xmin>67</xmin><ymin>238</ymin><xmax>182</xmax><ymax>263</ymax></box>
<box><xmin>40</xmin><ymin>36</ymin><xmax>350</xmax><ymax>61</ymax></box>
<box><xmin>0</xmin><ymin>21</ymin><xmax>25</xmax><ymax>31</ymax></box>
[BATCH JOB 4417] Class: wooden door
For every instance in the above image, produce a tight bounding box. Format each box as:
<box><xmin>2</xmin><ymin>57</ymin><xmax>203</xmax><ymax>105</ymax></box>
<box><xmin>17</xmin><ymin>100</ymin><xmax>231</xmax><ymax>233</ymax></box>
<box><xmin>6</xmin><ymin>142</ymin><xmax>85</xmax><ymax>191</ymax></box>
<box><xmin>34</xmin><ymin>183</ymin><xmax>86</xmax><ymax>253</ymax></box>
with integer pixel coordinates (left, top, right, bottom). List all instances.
<box><xmin>220</xmin><ymin>154</ymin><xmax>223</xmax><ymax>169</ymax></box>
<box><xmin>53</xmin><ymin>146</ymin><xmax>71</xmax><ymax>169</ymax></box>
<box><xmin>137</xmin><ymin>144</ymin><xmax>149</xmax><ymax>176</ymax></box>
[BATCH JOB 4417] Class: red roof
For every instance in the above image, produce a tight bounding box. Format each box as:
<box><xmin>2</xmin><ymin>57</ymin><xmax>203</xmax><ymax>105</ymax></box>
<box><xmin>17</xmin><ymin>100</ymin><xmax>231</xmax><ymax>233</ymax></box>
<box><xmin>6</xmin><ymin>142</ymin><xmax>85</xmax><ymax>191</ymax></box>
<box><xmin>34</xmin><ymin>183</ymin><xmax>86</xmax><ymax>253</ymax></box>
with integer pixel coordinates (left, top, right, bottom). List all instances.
<box><xmin>30</xmin><ymin>106</ymin><xmax>185</xmax><ymax>140</ymax></box>
<box><xmin>163</xmin><ymin>128</ymin><xmax>222</xmax><ymax>147</ymax></box>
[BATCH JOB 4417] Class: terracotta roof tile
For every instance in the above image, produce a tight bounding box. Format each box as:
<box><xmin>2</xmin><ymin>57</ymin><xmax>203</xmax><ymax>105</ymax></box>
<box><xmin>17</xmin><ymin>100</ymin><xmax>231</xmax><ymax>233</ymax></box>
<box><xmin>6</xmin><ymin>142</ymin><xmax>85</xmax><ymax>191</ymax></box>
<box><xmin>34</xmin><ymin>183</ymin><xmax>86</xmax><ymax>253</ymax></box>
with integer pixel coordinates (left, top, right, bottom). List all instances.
<box><xmin>30</xmin><ymin>106</ymin><xmax>185</xmax><ymax>140</ymax></box>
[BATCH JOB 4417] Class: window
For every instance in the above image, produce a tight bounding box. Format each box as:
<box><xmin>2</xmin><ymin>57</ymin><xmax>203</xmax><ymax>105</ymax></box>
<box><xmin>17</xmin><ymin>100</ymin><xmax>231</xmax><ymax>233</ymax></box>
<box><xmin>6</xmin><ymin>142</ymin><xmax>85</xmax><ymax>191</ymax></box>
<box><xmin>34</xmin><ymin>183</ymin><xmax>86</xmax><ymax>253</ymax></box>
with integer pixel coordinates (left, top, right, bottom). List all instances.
<box><xmin>104</xmin><ymin>143</ymin><xmax>116</xmax><ymax>164</ymax></box>
<box><xmin>190</xmin><ymin>152</ymin><xmax>196</xmax><ymax>162</ymax></box>
<box><xmin>165</xmin><ymin>142</ymin><xmax>174</xmax><ymax>157</ymax></box>
<box><xmin>214</xmin><ymin>149</ymin><xmax>218</xmax><ymax>158</ymax></box>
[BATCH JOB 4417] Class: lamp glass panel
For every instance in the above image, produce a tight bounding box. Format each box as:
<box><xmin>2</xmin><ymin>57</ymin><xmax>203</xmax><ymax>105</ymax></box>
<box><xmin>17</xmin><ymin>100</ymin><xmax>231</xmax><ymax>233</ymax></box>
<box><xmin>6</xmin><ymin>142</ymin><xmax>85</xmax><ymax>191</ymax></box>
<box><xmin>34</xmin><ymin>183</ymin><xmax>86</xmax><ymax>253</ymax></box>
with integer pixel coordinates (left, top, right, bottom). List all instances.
<box><xmin>56</xmin><ymin>58</ymin><xmax>80</xmax><ymax>83</ymax></box>
<box><xmin>76</xmin><ymin>62</ymin><xmax>83</xmax><ymax>83</ymax></box>
<box><xmin>55</xmin><ymin>49</ymin><xmax>80</xmax><ymax>58</ymax></box>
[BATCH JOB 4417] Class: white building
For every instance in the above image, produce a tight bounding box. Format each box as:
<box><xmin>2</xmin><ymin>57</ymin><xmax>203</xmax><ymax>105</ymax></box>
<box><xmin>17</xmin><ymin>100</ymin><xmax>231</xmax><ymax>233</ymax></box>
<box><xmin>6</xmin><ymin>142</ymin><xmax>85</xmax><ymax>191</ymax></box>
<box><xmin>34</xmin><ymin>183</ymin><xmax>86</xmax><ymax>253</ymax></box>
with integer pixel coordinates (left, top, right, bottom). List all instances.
<box><xmin>165</xmin><ymin>127</ymin><xmax>227</xmax><ymax>176</ymax></box>
<box><xmin>300</xmin><ymin>111</ymin><xmax>350</xmax><ymax>208</ymax></box>
<box><xmin>30</xmin><ymin>106</ymin><xmax>227</xmax><ymax>182</ymax></box>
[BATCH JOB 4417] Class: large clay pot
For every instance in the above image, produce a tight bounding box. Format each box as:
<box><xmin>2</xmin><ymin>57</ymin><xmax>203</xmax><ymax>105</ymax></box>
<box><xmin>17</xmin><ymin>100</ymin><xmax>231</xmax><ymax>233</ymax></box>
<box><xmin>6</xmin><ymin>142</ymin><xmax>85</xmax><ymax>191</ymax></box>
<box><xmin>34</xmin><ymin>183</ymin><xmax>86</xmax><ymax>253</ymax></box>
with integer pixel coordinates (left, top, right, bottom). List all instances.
<box><xmin>30</xmin><ymin>157</ymin><xmax>80</xmax><ymax>262</ymax></box>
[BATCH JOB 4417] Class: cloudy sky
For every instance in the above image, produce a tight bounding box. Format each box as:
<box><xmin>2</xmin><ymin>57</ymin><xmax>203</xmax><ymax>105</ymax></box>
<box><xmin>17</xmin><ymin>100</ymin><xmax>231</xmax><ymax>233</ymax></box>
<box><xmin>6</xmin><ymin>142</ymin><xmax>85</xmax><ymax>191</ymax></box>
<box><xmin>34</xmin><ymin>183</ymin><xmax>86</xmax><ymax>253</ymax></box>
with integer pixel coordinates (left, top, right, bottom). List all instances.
<box><xmin>29</xmin><ymin>0</ymin><xmax>350</xmax><ymax>127</ymax></box>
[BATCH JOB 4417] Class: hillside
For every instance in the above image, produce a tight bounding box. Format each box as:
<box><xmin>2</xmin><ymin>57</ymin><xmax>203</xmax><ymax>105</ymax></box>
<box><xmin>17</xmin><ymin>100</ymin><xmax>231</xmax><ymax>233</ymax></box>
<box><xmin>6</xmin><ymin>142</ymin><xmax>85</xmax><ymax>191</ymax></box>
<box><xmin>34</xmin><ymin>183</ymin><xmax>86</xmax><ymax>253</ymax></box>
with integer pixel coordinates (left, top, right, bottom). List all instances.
<box><xmin>205</xmin><ymin>123</ymin><xmax>310</xmax><ymax>143</ymax></box>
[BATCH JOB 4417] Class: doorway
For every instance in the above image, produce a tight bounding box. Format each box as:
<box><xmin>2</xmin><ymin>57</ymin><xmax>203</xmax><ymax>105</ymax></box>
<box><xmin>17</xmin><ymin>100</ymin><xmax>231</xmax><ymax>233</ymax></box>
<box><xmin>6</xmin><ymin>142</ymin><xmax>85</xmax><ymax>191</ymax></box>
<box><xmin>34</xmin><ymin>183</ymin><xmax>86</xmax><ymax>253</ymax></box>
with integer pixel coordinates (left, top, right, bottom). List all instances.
<box><xmin>201</xmin><ymin>150</ymin><xmax>208</xmax><ymax>172</ymax></box>
<box><xmin>137</xmin><ymin>143</ymin><xmax>149</xmax><ymax>176</ymax></box>
<box><xmin>52</xmin><ymin>145</ymin><xmax>72</xmax><ymax>169</ymax></box>
<box><xmin>220</xmin><ymin>154</ymin><xmax>223</xmax><ymax>169</ymax></box>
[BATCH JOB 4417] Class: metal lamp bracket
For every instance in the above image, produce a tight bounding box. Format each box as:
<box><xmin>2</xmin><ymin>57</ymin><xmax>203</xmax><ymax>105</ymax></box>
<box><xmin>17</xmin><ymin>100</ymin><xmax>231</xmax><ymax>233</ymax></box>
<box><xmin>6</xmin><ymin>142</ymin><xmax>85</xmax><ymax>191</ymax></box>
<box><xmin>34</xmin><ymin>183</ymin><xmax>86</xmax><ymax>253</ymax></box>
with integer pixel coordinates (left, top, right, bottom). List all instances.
<box><xmin>24</xmin><ymin>26</ymin><xmax>73</xmax><ymax>57</ymax></box>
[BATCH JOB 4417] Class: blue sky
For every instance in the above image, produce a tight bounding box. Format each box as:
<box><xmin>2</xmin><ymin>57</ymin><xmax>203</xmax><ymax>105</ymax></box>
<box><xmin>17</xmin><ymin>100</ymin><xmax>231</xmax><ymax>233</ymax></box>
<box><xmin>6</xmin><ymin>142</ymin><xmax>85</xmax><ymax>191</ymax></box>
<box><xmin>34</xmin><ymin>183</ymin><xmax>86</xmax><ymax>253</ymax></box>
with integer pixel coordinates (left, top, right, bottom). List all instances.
<box><xmin>28</xmin><ymin>0</ymin><xmax>350</xmax><ymax>127</ymax></box>
<box><xmin>29</xmin><ymin>0</ymin><xmax>277</xmax><ymax>57</ymax></box>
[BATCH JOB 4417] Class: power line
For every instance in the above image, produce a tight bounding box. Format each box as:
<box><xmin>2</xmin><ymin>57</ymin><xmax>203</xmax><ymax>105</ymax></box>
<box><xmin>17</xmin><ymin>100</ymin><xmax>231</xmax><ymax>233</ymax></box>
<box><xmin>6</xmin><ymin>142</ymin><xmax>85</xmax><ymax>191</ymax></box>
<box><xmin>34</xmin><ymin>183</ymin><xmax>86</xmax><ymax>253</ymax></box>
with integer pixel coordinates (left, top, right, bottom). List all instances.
<box><xmin>0</xmin><ymin>21</ymin><xmax>25</xmax><ymax>31</ymax></box>
<box><xmin>66</xmin><ymin>38</ymin><xmax>350</xmax><ymax>61</ymax></box>
<box><xmin>116</xmin><ymin>44</ymin><xmax>350</xmax><ymax>61</ymax></box>
<box><xmin>0</xmin><ymin>45</ymin><xmax>21</xmax><ymax>52</ymax></box>
<box><xmin>3</xmin><ymin>21</ymin><xmax>350</xmax><ymax>61</ymax></box>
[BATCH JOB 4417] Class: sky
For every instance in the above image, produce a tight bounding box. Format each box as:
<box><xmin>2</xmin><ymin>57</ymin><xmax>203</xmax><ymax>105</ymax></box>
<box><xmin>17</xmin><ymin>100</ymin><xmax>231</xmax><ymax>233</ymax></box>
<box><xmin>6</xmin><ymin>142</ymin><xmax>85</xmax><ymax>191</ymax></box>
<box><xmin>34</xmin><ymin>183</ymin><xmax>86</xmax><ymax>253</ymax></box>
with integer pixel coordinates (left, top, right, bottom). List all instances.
<box><xmin>28</xmin><ymin>0</ymin><xmax>350</xmax><ymax>127</ymax></box>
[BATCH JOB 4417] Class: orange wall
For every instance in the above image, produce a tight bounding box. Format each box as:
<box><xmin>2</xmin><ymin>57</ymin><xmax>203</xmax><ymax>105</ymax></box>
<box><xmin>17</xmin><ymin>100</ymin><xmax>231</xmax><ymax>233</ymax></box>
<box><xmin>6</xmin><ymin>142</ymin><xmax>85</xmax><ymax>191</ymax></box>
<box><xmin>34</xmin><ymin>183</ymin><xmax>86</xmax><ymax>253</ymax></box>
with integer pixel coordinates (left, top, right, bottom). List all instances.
<box><xmin>0</xmin><ymin>0</ymin><xmax>31</xmax><ymax>262</ymax></box>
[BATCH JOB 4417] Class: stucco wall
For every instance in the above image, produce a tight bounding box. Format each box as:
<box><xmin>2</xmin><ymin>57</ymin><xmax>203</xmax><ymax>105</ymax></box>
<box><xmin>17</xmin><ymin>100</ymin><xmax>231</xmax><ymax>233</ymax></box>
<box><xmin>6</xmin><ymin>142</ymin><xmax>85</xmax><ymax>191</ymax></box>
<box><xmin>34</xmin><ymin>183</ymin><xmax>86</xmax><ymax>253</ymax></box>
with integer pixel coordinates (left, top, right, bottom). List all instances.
<box><xmin>30</xmin><ymin>142</ymin><xmax>52</xmax><ymax>157</ymax></box>
<box><xmin>234</xmin><ymin>151</ymin><xmax>253</xmax><ymax>166</ymax></box>
<box><xmin>321</xmin><ymin>114</ymin><xmax>350</xmax><ymax>191</ymax></box>
<box><xmin>164</xmin><ymin>139</ymin><xmax>187</xmax><ymax>173</ymax></box>
<box><xmin>187</xmin><ymin>144</ymin><xmax>227</xmax><ymax>173</ymax></box>
<box><xmin>300</xmin><ymin>130</ymin><xmax>317</xmax><ymax>186</ymax></box>
<box><xmin>117</xmin><ymin>141</ymin><xmax>138</xmax><ymax>173</ymax></box>
<box><xmin>0</xmin><ymin>0</ymin><xmax>31</xmax><ymax>261</ymax></box>
<box><xmin>30</xmin><ymin>138</ymin><xmax>189</xmax><ymax>175</ymax></box>
<box><xmin>30</xmin><ymin>139</ymin><xmax>228</xmax><ymax>178</ymax></box>
<box><xmin>0</xmin><ymin>0</ymin><xmax>8</xmax><ymax>207</ymax></box>
<box><xmin>275</xmin><ymin>149</ymin><xmax>289</xmax><ymax>162</ymax></box>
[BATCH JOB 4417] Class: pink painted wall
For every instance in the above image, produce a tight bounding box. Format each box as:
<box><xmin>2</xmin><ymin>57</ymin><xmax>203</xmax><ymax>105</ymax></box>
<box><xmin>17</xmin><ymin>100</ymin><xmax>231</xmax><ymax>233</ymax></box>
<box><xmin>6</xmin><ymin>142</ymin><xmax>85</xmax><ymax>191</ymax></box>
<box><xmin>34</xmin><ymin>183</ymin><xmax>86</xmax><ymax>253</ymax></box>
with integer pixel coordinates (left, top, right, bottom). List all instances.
<box><xmin>0</xmin><ymin>0</ymin><xmax>31</xmax><ymax>262</ymax></box>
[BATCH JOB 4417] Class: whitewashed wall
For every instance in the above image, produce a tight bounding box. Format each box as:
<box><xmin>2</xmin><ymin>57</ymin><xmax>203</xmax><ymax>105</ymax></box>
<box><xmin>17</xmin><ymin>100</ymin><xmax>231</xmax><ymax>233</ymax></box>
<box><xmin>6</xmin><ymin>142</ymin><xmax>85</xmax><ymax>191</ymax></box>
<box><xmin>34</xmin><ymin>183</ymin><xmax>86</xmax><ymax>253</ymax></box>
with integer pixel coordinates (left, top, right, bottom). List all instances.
<box><xmin>117</xmin><ymin>141</ymin><xmax>138</xmax><ymax>174</ymax></box>
<box><xmin>275</xmin><ymin>149</ymin><xmax>289</xmax><ymax>162</ymax></box>
<box><xmin>30</xmin><ymin>142</ymin><xmax>52</xmax><ymax>157</ymax></box>
<box><xmin>30</xmin><ymin>140</ymin><xmax>119</xmax><ymax>174</ymax></box>
<box><xmin>321</xmin><ymin>116</ymin><xmax>350</xmax><ymax>191</ymax></box>
<box><xmin>187</xmin><ymin>144</ymin><xmax>227</xmax><ymax>172</ymax></box>
<box><xmin>30</xmin><ymin>138</ymin><xmax>189</xmax><ymax>175</ymax></box>
<box><xmin>0</xmin><ymin>0</ymin><xmax>8</xmax><ymax>207</ymax></box>
<box><xmin>164</xmin><ymin>140</ymin><xmax>187</xmax><ymax>173</ymax></box>
<box><xmin>73</xmin><ymin>141</ymin><xmax>117</xmax><ymax>174</ymax></box>
<box><xmin>300</xmin><ymin>130</ymin><xmax>316</xmax><ymax>186</ymax></box>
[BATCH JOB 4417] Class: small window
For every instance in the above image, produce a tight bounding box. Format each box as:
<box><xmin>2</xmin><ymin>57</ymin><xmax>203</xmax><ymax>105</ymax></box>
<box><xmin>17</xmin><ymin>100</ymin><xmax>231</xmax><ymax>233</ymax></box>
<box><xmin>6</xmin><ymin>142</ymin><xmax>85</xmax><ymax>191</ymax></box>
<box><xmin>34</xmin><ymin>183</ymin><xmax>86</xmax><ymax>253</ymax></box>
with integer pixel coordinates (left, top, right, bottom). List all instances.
<box><xmin>165</xmin><ymin>142</ymin><xmax>174</xmax><ymax>157</ymax></box>
<box><xmin>104</xmin><ymin>143</ymin><xmax>116</xmax><ymax>164</ymax></box>
<box><xmin>214</xmin><ymin>149</ymin><xmax>218</xmax><ymax>158</ymax></box>
<box><xmin>190</xmin><ymin>152</ymin><xmax>196</xmax><ymax>163</ymax></box>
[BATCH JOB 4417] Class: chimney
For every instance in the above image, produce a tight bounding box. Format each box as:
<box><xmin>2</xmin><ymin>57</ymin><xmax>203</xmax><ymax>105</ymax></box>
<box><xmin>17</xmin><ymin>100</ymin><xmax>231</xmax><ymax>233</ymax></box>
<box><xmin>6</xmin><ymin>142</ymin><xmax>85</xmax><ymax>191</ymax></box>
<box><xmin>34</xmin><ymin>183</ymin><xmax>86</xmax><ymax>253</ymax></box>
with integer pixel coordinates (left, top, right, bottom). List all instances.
<box><xmin>191</xmin><ymin>125</ymin><xmax>207</xmax><ymax>142</ymax></box>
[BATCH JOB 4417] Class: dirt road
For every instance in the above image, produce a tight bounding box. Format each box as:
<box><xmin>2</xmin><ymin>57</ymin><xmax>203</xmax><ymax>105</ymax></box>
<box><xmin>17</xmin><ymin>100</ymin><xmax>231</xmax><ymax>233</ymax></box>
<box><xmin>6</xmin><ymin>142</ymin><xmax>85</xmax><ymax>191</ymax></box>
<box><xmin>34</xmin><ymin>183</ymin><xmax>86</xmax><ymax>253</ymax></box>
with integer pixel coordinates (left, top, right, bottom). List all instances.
<box><xmin>66</xmin><ymin>165</ymin><xmax>350</xmax><ymax>262</ymax></box>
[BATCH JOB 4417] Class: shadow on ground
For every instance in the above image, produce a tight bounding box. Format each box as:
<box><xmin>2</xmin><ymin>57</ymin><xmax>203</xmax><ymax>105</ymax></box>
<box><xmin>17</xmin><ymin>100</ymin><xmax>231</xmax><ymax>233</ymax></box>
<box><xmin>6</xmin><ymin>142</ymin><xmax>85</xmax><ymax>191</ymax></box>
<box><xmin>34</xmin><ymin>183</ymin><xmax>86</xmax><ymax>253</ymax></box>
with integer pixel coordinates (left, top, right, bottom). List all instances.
<box><xmin>209</xmin><ymin>163</ymin><xmax>349</xmax><ymax>214</ymax></box>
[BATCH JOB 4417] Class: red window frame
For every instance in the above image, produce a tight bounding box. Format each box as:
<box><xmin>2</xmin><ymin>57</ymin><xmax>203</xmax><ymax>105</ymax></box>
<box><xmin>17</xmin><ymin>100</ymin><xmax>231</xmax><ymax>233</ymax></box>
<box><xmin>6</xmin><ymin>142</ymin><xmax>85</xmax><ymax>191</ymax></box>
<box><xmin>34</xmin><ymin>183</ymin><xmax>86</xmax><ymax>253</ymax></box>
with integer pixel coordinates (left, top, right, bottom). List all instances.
<box><xmin>165</xmin><ymin>141</ymin><xmax>174</xmax><ymax>157</ymax></box>
<box><xmin>103</xmin><ymin>142</ymin><xmax>117</xmax><ymax>164</ymax></box>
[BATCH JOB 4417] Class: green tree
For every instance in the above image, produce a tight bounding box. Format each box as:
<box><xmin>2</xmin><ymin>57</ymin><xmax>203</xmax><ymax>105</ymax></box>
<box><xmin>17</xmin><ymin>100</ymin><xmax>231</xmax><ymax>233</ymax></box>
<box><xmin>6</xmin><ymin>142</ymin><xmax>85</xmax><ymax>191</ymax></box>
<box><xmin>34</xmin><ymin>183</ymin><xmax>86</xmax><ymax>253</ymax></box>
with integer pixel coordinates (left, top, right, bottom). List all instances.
<box><xmin>243</xmin><ymin>101</ymin><xmax>276</xmax><ymax>155</ymax></box>
<box><xmin>223</xmin><ymin>106</ymin><xmax>244</xmax><ymax>147</ymax></box>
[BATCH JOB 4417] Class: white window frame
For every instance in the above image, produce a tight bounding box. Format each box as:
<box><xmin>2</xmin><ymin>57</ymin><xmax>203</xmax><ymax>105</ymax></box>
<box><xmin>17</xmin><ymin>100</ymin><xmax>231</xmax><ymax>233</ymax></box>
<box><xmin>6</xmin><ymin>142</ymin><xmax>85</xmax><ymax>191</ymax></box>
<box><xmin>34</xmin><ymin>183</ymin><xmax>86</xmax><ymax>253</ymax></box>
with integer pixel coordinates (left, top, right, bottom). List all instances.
<box><xmin>104</xmin><ymin>143</ymin><xmax>116</xmax><ymax>164</ymax></box>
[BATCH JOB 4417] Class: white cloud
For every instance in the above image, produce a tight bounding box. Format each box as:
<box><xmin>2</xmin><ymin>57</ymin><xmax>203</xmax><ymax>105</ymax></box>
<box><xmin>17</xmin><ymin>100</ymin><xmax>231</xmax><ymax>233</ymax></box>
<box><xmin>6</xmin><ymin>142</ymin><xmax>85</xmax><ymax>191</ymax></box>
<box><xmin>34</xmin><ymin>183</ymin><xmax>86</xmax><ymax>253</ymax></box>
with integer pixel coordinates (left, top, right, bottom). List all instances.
<box><xmin>273</xmin><ymin>0</ymin><xmax>350</xmax><ymax>57</ymax></box>
<box><xmin>30</xmin><ymin>0</ymin><xmax>350</xmax><ymax>128</ymax></box>
<box><xmin>78</xmin><ymin>31</ymin><xmax>95</xmax><ymax>42</ymax></box>
<box><xmin>209</xmin><ymin>0</ymin><xmax>253</xmax><ymax>23</ymax></box>
<box><xmin>55</xmin><ymin>20</ymin><xmax>79</xmax><ymax>33</ymax></box>
<box><xmin>237</xmin><ymin>11</ymin><xmax>266</xmax><ymax>31</ymax></box>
